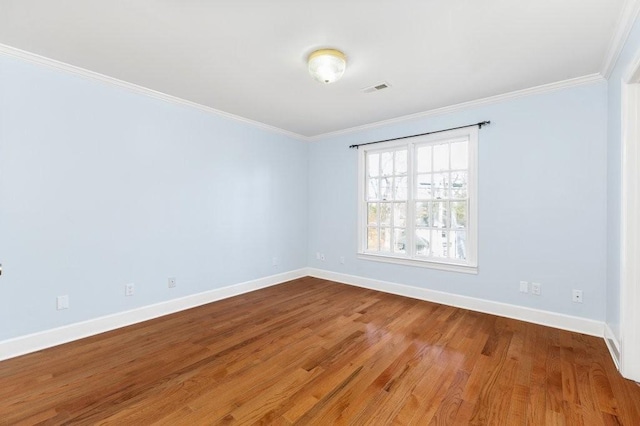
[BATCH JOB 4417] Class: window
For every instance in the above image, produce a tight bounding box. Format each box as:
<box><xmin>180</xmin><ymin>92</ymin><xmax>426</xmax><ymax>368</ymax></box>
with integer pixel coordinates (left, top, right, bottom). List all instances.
<box><xmin>358</xmin><ymin>126</ymin><xmax>478</xmax><ymax>274</ymax></box>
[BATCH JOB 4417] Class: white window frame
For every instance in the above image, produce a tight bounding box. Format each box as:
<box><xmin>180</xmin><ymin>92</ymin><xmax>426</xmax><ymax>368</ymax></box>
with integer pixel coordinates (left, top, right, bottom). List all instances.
<box><xmin>357</xmin><ymin>126</ymin><xmax>479</xmax><ymax>274</ymax></box>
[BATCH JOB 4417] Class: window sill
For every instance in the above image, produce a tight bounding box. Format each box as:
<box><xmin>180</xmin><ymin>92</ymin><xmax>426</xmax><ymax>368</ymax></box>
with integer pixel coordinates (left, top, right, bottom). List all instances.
<box><xmin>357</xmin><ymin>253</ymin><xmax>478</xmax><ymax>275</ymax></box>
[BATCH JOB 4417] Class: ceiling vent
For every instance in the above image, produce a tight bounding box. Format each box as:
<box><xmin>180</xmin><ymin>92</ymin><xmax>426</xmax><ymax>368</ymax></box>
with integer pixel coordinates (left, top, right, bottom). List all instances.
<box><xmin>361</xmin><ymin>82</ymin><xmax>391</xmax><ymax>93</ymax></box>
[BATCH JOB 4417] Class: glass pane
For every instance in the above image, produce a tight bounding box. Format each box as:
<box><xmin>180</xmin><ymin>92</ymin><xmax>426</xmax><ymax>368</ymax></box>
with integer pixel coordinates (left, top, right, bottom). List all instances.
<box><xmin>367</xmin><ymin>227</ymin><xmax>379</xmax><ymax>251</ymax></box>
<box><xmin>379</xmin><ymin>203</ymin><xmax>391</xmax><ymax>226</ymax></box>
<box><xmin>416</xmin><ymin>174</ymin><xmax>432</xmax><ymax>199</ymax></box>
<box><xmin>367</xmin><ymin>153</ymin><xmax>380</xmax><ymax>177</ymax></box>
<box><xmin>431</xmin><ymin>230</ymin><xmax>449</xmax><ymax>258</ymax></box>
<box><xmin>381</xmin><ymin>152</ymin><xmax>393</xmax><ymax>176</ymax></box>
<box><xmin>433</xmin><ymin>143</ymin><xmax>449</xmax><ymax>172</ymax></box>
<box><xmin>432</xmin><ymin>201</ymin><xmax>448</xmax><ymax>228</ymax></box>
<box><xmin>394</xmin><ymin>228</ymin><xmax>407</xmax><ymax>253</ymax></box>
<box><xmin>451</xmin><ymin>231</ymin><xmax>467</xmax><ymax>260</ymax></box>
<box><xmin>450</xmin><ymin>201</ymin><xmax>467</xmax><ymax>228</ymax></box>
<box><xmin>451</xmin><ymin>172</ymin><xmax>468</xmax><ymax>199</ymax></box>
<box><xmin>415</xmin><ymin>201</ymin><xmax>430</xmax><ymax>227</ymax></box>
<box><xmin>395</xmin><ymin>150</ymin><xmax>408</xmax><ymax>175</ymax></box>
<box><xmin>367</xmin><ymin>203</ymin><xmax>378</xmax><ymax>226</ymax></box>
<box><xmin>394</xmin><ymin>203</ymin><xmax>407</xmax><ymax>227</ymax></box>
<box><xmin>367</xmin><ymin>178</ymin><xmax>379</xmax><ymax>201</ymax></box>
<box><xmin>451</xmin><ymin>141</ymin><xmax>468</xmax><ymax>170</ymax></box>
<box><xmin>432</xmin><ymin>173</ymin><xmax>449</xmax><ymax>199</ymax></box>
<box><xmin>415</xmin><ymin>229</ymin><xmax>430</xmax><ymax>256</ymax></box>
<box><xmin>380</xmin><ymin>177</ymin><xmax>392</xmax><ymax>200</ymax></box>
<box><xmin>380</xmin><ymin>228</ymin><xmax>391</xmax><ymax>252</ymax></box>
<box><xmin>394</xmin><ymin>176</ymin><xmax>407</xmax><ymax>200</ymax></box>
<box><xmin>416</xmin><ymin>146</ymin><xmax>432</xmax><ymax>173</ymax></box>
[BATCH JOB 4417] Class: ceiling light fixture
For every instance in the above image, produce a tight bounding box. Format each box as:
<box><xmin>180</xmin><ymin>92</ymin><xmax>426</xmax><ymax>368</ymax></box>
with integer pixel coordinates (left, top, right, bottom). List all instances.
<box><xmin>308</xmin><ymin>49</ymin><xmax>346</xmax><ymax>84</ymax></box>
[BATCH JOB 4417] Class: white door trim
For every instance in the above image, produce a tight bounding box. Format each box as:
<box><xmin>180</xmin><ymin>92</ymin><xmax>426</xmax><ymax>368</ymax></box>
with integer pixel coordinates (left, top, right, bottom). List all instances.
<box><xmin>620</xmin><ymin>57</ymin><xmax>640</xmax><ymax>382</ymax></box>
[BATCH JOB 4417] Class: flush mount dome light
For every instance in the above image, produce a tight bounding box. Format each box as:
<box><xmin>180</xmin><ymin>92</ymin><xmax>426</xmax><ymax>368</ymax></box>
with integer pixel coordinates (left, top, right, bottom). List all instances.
<box><xmin>308</xmin><ymin>49</ymin><xmax>346</xmax><ymax>84</ymax></box>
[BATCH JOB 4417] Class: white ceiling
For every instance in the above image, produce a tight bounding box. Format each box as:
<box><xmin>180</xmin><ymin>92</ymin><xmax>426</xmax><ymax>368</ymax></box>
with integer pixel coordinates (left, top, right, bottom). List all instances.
<box><xmin>0</xmin><ymin>0</ymin><xmax>628</xmax><ymax>138</ymax></box>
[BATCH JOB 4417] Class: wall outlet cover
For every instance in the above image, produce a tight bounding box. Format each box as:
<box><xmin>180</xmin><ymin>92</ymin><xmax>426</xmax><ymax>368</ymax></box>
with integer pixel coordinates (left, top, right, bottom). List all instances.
<box><xmin>125</xmin><ymin>283</ymin><xmax>135</xmax><ymax>296</ymax></box>
<box><xmin>572</xmin><ymin>289</ymin><xmax>583</xmax><ymax>303</ymax></box>
<box><xmin>519</xmin><ymin>281</ymin><xmax>529</xmax><ymax>293</ymax></box>
<box><xmin>531</xmin><ymin>282</ymin><xmax>541</xmax><ymax>296</ymax></box>
<box><xmin>56</xmin><ymin>295</ymin><xmax>69</xmax><ymax>310</ymax></box>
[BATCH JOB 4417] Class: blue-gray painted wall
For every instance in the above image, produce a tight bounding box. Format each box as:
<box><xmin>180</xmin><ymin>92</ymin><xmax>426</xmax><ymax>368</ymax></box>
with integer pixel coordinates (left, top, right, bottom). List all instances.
<box><xmin>309</xmin><ymin>83</ymin><xmax>608</xmax><ymax>320</ymax></box>
<box><xmin>5</xmin><ymin>15</ymin><xmax>640</xmax><ymax>342</ymax></box>
<box><xmin>0</xmin><ymin>55</ymin><xmax>309</xmax><ymax>340</ymax></box>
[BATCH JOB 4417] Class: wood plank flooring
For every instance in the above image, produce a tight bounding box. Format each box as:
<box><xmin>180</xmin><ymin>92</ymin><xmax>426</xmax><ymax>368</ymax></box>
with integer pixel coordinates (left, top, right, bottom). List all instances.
<box><xmin>1</xmin><ymin>277</ymin><xmax>639</xmax><ymax>425</ymax></box>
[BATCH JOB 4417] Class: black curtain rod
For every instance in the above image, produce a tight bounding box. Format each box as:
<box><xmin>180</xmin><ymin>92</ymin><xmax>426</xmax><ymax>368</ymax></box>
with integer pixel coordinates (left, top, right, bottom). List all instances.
<box><xmin>348</xmin><ymin>120</ymin><xmax>491</xmax><ymax>149</ymax></box>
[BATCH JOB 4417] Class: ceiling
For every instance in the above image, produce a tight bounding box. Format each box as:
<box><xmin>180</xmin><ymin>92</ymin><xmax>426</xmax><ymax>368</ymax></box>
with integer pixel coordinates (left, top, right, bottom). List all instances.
<box><xmin>0</xmin><ymin>0</ymin><xmax>628</xmax><ymax>138</ymax></box>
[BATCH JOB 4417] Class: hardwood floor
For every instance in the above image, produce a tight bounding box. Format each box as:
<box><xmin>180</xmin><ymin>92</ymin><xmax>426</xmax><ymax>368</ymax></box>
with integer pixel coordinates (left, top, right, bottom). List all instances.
<box><xmin>1</xmin><ymin>277</ymin><xmax>639</xmax><ymax>425</ymax></box>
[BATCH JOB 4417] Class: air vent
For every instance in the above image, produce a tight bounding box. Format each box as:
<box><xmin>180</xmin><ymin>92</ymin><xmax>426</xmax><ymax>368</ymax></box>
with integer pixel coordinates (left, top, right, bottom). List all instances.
<box><xmin>361</xmin><ymin>82</ymin><xmax>391</xmax><ymax>93</ymax></box>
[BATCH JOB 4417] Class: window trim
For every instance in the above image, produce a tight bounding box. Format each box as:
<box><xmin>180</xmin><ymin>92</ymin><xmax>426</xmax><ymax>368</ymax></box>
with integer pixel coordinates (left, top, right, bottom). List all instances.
<box><xmin>357</xmin><ymin>126</ymin><xmax>479</xmax><ymax>274</ymax></box>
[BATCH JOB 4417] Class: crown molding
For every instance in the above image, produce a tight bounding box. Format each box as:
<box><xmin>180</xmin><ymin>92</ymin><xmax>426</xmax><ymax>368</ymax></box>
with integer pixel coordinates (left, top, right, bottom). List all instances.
<box><xmin>601</xmin><ymin>0</ymin><xmax>640</xmax><ymax>78</ymax></box>
<box><xmin>308</xmin><ymin>73</ymin><xmax>606</xmax><ymax>141</ymax></box>
<box><xmin>0</xmin><ymin>43</ymin><xmax>309</xmax><ymax>142</ymax></box>
<box><xmin>0</xmin><ymin>43</ymin><xmax>607</xmax><ymax>143</ymax></box>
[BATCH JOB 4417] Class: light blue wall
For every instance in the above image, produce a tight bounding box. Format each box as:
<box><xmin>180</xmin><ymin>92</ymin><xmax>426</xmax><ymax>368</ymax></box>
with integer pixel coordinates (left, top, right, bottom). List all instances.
<box><xmin>0</xmin><ymin>55</ymin><xmax>308</xmax><ymax>341</ymax></box>
<box><xmin>606</xmin><ymin>15</ymin><xmax>640</xmax><ymax>340</ymax></box>
<box><xmin>308</xmin><ymin>82</ymin><xmax>608</xmax><ymax>320</ymax></box>
<box><xmin>0</xmin><ymin>47</ymin><xmax>616</xmax><ymax>344</ymax></box>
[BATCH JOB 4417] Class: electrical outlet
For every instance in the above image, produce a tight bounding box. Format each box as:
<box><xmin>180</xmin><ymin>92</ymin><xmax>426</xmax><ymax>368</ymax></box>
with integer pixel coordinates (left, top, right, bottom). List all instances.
<box><xmin>56</xmin><ymin>295</ymin><xmax>69</xmax><ymax>310</ymax></box>
<box><xmin>572</xmin><ymin>289</ymin><xmax>583</xmax><ymax>303</ymax></box>
<box><xmin>531</xmin><ymin>282</ymin><xmax>541</xmax><ymax>296</ymax></box>
<box><xmin>519</xmin><ymin>281</ymin><xmax>529</xmax><ymax>293</ymax></box>
<box><xmin>272</xmin><ymin>257</ymin><xmax>278</xmax><ymax>267</ymax></box>
<box><xmin>340</xmin><ymin>256</ymin><xmax>345</xmax><ymax>264</ymax></box>
<box><xmin>125</xmin><ymin>283</ymin><xmax>135</xmax><ymax>296</ymax></box>
<box><xmin>168</xmin><ymin>277</ymin><xmax>176</xmax><ymax>288</ymax></box>
<box><xmin>320</xmin><ymin>253</ymin><xmax>326</xmax><ymax>261</ymax></box>
<box><xmin>316</xmin><ymin>252</ymin><xmax>321</xmax><ymax>260</ymax></box>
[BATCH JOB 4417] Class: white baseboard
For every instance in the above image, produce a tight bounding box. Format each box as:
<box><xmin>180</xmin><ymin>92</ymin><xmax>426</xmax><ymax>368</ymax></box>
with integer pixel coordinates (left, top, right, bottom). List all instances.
<box><xmin>0</xmin><ymin>268</ymin><xmax>307</xmax><ymax>362</ymax></box>
<box><xmin>306</xmin><ymin>268</ymin><xmax>604</xmax><ymax>337</ymax></box>
<box><xmin>2</xmin><ymin>267</ymin><xmax>607</xmax><ymax>363</ymax></box>
<box><xmin>604</xmin><ymin>323</ymin><xmax>621</xmax><ymax>370</ymax></box>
